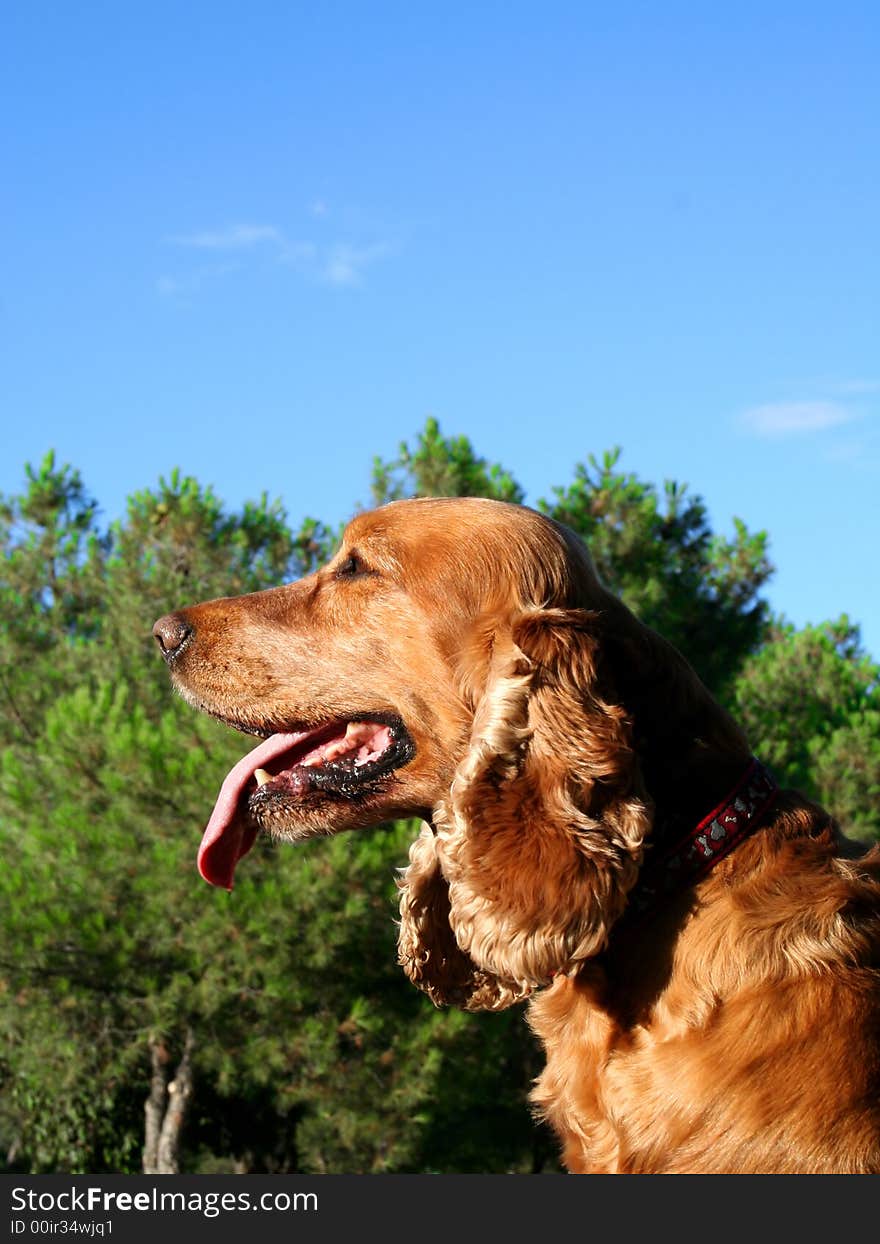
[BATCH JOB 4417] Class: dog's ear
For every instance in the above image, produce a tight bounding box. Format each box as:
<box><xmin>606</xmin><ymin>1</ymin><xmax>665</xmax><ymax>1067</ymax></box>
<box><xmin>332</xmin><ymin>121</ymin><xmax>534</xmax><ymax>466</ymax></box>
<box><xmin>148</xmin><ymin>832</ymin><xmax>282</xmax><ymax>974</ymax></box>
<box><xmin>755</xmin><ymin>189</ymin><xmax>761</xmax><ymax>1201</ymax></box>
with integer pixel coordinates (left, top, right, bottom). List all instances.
<box><xmin>397</xmin><ymin>822</ymin><xmax>530</xmax><ymax>1011</ymax></box>
<box><xmin>433</xmin><ymin>607</ymin><xmax>652</xmax><ymax>993</ymax></box>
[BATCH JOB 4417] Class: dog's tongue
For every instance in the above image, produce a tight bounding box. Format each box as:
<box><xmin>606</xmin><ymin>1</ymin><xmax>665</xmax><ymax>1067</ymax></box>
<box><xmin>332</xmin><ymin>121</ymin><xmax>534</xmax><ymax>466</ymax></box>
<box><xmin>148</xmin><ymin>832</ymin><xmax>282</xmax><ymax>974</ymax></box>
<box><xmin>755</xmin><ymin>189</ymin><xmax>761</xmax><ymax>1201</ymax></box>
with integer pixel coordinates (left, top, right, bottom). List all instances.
<box><xmin>198</xmin><ymin>732</ymin><xmax>310</xmax><ymax>890</ymax></box>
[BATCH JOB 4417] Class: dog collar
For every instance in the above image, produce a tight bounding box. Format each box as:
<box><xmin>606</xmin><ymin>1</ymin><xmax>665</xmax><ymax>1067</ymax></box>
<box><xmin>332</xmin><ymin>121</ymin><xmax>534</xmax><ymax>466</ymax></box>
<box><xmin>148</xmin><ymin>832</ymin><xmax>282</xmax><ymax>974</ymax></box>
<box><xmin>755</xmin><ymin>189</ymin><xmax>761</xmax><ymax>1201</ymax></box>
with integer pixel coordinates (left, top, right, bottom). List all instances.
<box><xmin>626</xmin><ymin>757</ymin><xmax>779</xmax><ymax>922</ymax></box>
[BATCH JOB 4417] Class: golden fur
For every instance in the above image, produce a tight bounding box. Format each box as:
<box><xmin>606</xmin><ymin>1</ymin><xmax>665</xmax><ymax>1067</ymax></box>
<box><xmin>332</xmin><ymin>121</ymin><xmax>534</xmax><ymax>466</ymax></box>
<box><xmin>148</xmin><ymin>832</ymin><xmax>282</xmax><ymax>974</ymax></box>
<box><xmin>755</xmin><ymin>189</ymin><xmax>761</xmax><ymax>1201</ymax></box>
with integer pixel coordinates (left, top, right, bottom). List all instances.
<box><xmin>156</xmin><ymin>496</ymin><xmax>880</xmax><ymax>1173</ymax></box>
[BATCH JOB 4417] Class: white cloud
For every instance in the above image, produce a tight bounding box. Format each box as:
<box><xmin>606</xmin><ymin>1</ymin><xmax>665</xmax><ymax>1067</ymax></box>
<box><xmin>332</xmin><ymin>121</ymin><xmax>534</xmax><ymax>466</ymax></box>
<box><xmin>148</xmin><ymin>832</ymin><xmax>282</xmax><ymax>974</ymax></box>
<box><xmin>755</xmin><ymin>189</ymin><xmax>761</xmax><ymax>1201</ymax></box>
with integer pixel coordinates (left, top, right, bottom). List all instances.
<box><xmin>156</xmin><ymin>271</ymin><xmax>207</xmax><ymax>297</ymax></box>
<box><xmin>156</xmin><ymin>274</ymin><xmax>184</xmax><ymax>295</ymax></box>
<box><xmin>321</xmin><ymin>242</ymin><xmax>391</xmax><ymax>287</ymax></box>
<box><xmin>278</xmin><ymin>240</ymin><xmax>319</xmax><ymax>267</ymax></box>
<box><xmin>160</xmin><ymin>221</ymin><xmax>395</xmax><ymax>293</ymax></box>
<box><xmin>834</xmin><ymin>378</ymin><xmax>880</xmax><ymax>395</ymax></box>
<box><xmin>739</xmin><ymin>400</ymin><xmax>858</xmax><ymax>438</ymax></box>
<box><xmin>155</xmin><ymin>262</ymin><xmax>240</xmax><ymax>297</ymax></box>
<box><xmin>168</xmin><ymin>224</ymin><xmax>283</xmax><ymax>250</ymax></box>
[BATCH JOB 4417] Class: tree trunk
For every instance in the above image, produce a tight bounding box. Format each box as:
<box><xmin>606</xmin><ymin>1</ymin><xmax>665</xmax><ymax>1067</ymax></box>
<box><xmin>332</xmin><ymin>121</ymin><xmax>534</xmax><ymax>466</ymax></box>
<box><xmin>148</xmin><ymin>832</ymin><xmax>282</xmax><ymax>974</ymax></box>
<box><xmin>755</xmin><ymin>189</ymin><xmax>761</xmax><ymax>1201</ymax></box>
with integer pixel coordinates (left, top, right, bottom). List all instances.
<box><xmin>142</xmin><ymin>1029</ymin><xmax>195</xmax><ymax>1174</ymax></box>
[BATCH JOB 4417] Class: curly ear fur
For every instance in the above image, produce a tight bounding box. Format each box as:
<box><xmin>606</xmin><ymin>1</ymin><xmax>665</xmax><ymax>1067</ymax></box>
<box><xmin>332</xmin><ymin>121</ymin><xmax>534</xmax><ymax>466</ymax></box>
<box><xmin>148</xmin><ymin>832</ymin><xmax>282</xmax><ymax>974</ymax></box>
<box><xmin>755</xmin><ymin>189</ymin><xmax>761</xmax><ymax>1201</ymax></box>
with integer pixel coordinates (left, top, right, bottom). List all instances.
<box><xmin>398</xmin><ymin>607</ymin><xmax>653</xmax><ymax>1005</ymax></box>
<box><xmin>397</xmin><ymin>823</ymin><xmax>530</xmax><ymax>1011</ymax></box>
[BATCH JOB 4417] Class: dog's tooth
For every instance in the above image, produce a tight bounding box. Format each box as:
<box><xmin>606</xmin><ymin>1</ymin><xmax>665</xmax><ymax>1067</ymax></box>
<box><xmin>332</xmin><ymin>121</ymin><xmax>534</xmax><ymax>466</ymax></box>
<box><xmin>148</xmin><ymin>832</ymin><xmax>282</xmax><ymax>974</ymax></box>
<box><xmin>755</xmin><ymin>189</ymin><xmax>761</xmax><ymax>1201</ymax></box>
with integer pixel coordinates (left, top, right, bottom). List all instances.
<box><xmin>324</xmin><ymin>737</ymin><xmax>357</xmax><ymax>761</ymax></box>
<box><xmin>254</xmin><ymin>767</ymin><xmax>272</xmax><ymax>787</ymax></box>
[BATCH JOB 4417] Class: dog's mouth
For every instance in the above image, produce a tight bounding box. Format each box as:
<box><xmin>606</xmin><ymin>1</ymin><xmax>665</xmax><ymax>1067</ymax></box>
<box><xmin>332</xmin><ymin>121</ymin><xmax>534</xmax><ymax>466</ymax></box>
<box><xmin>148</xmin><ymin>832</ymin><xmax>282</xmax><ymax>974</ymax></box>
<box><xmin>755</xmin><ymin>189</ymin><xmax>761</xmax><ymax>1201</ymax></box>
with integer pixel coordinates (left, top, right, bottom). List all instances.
<box><xmin>198</xmin><ymin>715</ymin><xmax>413</xmax><ymax>890</ymax></box>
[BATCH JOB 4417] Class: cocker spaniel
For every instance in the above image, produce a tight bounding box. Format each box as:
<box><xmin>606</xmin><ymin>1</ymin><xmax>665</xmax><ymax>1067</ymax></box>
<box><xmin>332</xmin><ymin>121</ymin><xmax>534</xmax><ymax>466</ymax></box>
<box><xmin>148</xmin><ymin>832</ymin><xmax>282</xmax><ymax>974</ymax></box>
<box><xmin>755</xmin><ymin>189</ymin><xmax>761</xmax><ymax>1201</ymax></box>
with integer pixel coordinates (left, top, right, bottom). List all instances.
<box><xmin>154</xmin><ymin>496</ymin><xmax>880</xmax><ymax>1174</ymax></box>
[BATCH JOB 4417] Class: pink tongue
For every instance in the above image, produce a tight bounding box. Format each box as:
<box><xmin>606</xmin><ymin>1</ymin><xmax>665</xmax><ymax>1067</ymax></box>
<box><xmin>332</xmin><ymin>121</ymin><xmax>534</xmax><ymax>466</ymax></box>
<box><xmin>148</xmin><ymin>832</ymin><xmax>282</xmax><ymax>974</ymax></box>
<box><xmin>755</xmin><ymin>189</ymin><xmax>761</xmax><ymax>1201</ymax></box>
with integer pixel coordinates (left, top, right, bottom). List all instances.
<box><xmin>198</xmin><ymin>732</ymin><xmax>311</xmax><ymax>890</ymax></box>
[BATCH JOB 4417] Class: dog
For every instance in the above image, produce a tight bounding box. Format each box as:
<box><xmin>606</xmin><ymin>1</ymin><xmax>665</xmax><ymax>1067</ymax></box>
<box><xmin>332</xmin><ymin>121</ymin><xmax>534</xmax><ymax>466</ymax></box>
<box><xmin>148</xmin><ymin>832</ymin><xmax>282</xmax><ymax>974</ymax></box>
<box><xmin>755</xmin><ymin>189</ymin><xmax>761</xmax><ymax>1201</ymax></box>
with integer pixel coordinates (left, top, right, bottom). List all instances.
<box><xmin>154</xmin><ymin>496</ymin><xmax>880</xmax><ymax>1173</ymax></box>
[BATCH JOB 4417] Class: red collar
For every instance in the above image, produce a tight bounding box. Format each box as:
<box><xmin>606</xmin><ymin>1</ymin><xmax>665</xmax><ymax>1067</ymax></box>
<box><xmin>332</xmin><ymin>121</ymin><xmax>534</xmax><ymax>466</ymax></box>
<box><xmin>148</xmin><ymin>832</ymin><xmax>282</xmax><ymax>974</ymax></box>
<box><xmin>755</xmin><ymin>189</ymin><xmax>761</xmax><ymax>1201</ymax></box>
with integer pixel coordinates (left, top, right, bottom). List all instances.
<box><xmin>626</xmin><ymin>757</ymin><xmax>779</xmax><ymax>922</ymax></box>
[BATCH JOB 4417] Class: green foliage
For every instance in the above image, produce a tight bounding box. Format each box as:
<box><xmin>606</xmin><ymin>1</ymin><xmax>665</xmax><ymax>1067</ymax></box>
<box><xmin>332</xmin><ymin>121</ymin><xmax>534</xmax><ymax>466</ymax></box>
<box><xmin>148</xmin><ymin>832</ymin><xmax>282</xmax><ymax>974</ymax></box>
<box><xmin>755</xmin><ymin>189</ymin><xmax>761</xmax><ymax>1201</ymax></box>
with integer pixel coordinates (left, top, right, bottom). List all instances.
<box><xmin>733</xmin><ymin>617</ymin><xmax>880</xmax><ymax>840</ymax></box>
<box><xmin>0</xmin><ymin>452</ymin><xmax>107</xmax><ymax>756</ymax></box>
<box><xmin>110</xmin><ymin>467</ymin><xmax>301</xmax><ymax>609</ymax></box>
<box><xmin>0</xmin><ymin>421</ymin><xmax>875</xmax><ymax>1174</ymax></box>
<box><xmin>0</xmin><ymin>450</ymin><xmax>105</xmax><ymax>636</ymax></box>
<box><xmin>371</xmin><ymin>415</ymin><xmax>525</xmax><ymax>505</ymax></box>
<box><xmin>540</xmin><ymin>448</ymin><xmax>773</xmax><ymax>696</ymax></box>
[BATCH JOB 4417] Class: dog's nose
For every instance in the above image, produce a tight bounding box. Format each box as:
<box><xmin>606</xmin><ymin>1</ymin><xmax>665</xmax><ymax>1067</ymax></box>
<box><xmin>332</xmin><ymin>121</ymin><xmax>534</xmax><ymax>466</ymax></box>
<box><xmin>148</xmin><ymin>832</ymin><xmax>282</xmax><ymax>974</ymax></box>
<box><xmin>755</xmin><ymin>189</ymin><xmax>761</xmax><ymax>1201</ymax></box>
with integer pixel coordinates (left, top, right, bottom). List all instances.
<box><xmin>152</xmin><ymin>612</ymin><xmax>193</xmax><ymax>659</ymax></box>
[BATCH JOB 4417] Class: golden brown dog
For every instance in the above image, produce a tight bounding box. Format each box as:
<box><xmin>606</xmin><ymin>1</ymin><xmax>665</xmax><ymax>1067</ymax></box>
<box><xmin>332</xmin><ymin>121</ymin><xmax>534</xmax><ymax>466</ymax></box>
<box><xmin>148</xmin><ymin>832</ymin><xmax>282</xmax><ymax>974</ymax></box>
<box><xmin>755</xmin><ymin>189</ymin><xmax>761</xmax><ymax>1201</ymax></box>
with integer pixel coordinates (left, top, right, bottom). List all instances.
<box><xmin>154</xmin><ymin>497</ymin><xmax>880</xmax><ymax>1174</ymax></box>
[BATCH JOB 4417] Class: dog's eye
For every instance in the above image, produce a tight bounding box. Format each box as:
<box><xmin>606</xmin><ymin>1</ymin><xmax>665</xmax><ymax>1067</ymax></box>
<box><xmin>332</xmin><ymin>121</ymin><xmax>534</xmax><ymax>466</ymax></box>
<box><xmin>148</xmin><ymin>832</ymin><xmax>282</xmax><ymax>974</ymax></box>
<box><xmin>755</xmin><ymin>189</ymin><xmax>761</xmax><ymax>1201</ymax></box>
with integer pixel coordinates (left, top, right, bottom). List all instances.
<box><xmin>335</xmin><ymin>552</ymin><xmax>371</xmax><ymax>580</ymax></box>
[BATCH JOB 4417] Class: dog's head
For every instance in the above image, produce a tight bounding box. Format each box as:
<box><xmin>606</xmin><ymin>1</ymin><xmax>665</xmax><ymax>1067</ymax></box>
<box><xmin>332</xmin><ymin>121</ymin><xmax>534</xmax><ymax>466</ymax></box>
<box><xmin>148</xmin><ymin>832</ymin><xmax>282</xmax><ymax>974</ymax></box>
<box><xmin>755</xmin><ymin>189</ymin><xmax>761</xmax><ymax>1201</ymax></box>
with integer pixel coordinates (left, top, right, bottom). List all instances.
<box><xmin>156</xmin><ymin>496</ymin><xmax>743</xmax><ymax>1009</ymax></box>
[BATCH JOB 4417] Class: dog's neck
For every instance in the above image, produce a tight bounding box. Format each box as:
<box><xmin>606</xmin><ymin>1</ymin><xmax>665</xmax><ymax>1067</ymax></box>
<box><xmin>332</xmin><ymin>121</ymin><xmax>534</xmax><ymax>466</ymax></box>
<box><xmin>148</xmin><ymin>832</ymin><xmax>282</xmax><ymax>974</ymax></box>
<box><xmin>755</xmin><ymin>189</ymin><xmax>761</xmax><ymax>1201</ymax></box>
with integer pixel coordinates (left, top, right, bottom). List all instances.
<box><xmin>600</xmin><ymin>614</ymin><xmax>780</xmax><ymax>919</ymax></box>
<box><xmin>627</xmin><ymin>756</ymin><xmax>778</xmax><ymax>922</ymax></box>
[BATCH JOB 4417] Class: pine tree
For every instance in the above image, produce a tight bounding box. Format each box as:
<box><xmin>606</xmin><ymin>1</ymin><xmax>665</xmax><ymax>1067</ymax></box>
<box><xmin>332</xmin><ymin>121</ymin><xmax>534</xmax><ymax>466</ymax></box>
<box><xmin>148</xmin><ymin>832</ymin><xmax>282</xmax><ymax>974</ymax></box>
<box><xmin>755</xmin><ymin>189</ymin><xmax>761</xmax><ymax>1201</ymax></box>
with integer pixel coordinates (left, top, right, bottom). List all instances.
<box><xmin>733</xmin><ymin>617</ymin><xmax>880</xmax><ymax>841</ymax></box>
<box><xmin>539</xmin><ymin>448</ymin><xmax>772</xmax><ymax>697</ymax></box>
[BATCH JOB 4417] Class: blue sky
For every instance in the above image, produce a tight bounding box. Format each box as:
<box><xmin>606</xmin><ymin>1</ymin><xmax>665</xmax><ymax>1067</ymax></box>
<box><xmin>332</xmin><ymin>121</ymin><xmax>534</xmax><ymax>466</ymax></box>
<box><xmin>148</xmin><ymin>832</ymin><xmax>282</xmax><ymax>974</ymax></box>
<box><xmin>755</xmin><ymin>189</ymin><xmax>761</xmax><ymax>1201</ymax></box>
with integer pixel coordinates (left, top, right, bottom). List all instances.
<box><xmin>3</xmin><ymin>2</ymin><xmax>879</xmax><ymax>658</ymax></box>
